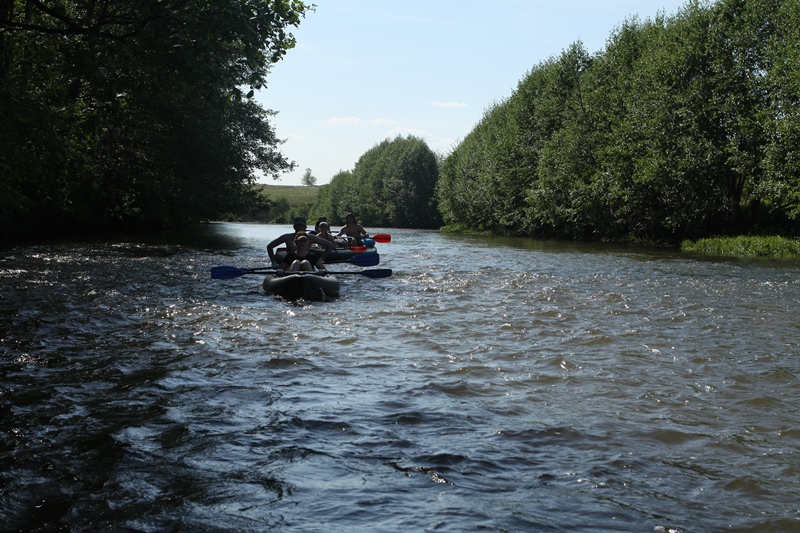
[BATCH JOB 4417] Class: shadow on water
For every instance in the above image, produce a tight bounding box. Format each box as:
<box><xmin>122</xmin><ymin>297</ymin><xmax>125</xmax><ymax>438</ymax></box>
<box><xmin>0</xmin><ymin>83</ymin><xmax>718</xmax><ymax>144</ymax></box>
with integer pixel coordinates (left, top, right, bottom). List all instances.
<box><xmin>441</xmin><ymin>231</ymin><xmax>800</xmax><ymax>269</ymax></box>
<box><xmin>439</xmin><ymin>232</ymin><xmax>679</xmax><ymax>256</ymax></box>
<box><xmin>1</xmin><ymin>223</ymin><xmax>799</xmax><ymax>532</ymax></box>
<box><xmin>0</xmin><ymin>222</ymin><xmax>250</xmax><ymax>253</ymax></box>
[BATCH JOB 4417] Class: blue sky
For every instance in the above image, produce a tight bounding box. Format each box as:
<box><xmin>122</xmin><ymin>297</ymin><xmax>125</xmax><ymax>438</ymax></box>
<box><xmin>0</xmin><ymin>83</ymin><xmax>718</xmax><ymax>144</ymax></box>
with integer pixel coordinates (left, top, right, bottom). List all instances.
<box><xmin>256</xmin><ymin>0</ymin><xmax>689</xmax><ymax>186</ymax></box>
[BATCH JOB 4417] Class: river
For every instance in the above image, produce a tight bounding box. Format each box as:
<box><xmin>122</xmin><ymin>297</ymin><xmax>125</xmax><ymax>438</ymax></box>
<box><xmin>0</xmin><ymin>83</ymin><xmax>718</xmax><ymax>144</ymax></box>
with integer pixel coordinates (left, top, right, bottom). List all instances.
<box><xmin>1</xmin><ymin>223</ymin><xmax>799</xmax><ymax>532</ymax></box>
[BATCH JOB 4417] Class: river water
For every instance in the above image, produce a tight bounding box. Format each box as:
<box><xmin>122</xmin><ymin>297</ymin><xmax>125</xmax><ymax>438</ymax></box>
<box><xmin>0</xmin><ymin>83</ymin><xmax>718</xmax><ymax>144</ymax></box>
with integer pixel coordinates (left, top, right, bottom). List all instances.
<box><xmin>1</xmin><ymin>223</ymin><xmax>799</xmax><ymax>532</ymax></box>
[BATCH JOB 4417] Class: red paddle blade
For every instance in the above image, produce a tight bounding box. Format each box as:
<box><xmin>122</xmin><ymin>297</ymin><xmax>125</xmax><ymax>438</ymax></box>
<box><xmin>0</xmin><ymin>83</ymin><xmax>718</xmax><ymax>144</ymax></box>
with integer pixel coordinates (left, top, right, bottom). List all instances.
<box><xmin>373</xmin><ymin>233</ymin><xmax>391</xmax><ymax>243</ymax></box>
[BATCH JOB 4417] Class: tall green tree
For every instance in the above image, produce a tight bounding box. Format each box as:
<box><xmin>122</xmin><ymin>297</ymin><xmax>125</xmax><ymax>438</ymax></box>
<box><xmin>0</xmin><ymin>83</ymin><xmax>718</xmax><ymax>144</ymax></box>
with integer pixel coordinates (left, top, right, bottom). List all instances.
<box><xmin>523</xmin><ymin>42</ymin><xmax>597</xmax><ymax>238</ymax></box>
<box><xmin>0</xmin><ymin>0</ymin><xmax>311</xmax><ymax>238</ymax></box>
<box><xmin>352</xmin><ymin>135</ymin><xmax>441</xmax><ymax>228</ymax></box>
<box><xmin>439</xmin><ymin>43</ymin><xmax>593</xmax><ymax>236</ymax></box>
<box><xmin>302</xmin><ymin>168</ymin><xmax>317</xmax><ymax>186</ymax></box>
<box><xmin>437</xmin><ymin>99</ymin><xmax>526</xmax><ymax>233</ymax></box>
<box><xmin>313</xmin><ymin>136</ymin><xmax>441</xmax><ymax>228</ymax></box>
<box><xmin>754</xmin><ymin>0</ymin><xmax>800</xmax><ymax>227</ymax></box>
<box><xmin>438</xmin><ymin>0</ymin><xmax>800</xmax><ymax>243</ymax></box>
<box><xmin>313</xmin><ymin>170</ymin><xmax>357</xmax><ymax>226</ymax></box>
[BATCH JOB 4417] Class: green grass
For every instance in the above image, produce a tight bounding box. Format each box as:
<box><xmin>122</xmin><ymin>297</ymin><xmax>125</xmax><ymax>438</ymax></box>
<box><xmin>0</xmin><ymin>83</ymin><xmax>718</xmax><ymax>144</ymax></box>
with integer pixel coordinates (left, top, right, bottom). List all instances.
<box><xmin>256</xmin><ymin>184</ymin><xmax>319</xmax><ymax>207</ymax></box>
<box><xmin>681</xmin><ymin>235</ymin><xmax>800</xmax><ymax>258</ymax></box>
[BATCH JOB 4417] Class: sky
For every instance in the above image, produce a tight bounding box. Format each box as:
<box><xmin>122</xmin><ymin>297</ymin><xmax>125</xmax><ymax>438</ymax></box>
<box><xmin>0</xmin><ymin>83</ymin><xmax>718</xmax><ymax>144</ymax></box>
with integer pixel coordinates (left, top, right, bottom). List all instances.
<box><xmin>255</xmin><ymin>0</ymin><xmax>690</xmax><ymax>186</ymax></box>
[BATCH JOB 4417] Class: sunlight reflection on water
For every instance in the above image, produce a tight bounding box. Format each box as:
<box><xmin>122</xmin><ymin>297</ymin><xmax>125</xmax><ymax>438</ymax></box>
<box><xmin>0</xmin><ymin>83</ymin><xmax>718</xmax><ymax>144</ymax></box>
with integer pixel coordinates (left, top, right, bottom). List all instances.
<box><xmin>1</xmin><ymin>225</ymin><xmax>799</xmax><ymax>531</ymax></box>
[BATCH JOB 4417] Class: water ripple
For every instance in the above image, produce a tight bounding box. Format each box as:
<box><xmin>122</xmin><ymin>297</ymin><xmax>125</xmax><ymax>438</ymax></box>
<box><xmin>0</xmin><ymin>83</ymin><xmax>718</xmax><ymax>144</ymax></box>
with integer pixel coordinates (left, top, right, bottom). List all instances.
<box><xmin>1</xmin><ymin>229</ymin><xmax>799</xmax><ymax>532</ymax></box>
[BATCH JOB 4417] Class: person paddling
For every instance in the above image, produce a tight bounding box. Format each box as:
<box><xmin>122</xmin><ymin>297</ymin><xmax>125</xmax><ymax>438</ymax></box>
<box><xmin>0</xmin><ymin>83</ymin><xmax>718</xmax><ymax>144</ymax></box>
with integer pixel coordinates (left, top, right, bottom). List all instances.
<box><xmin>315</xmin><ymin>221</ymin><xmax>337</xmax><ymax>246</ymax></box>
<box><xmin>313</xmin><ymin>216</ymin><xmax>328</xmax><ymax>234</ymax></box>
<box><xmin>280</xmin><ymin>232</ymin><xmax>316</xmax><ymax>271</ymax></box>
<box><xmin>336</xmin><ymin>213</ymin><xmax>369</xmax><ymax>245</ymax></box>
<box><xmin>267</xmin><ymin>217</ymin><xmax>334</xmax><ymax>271</ymax></box>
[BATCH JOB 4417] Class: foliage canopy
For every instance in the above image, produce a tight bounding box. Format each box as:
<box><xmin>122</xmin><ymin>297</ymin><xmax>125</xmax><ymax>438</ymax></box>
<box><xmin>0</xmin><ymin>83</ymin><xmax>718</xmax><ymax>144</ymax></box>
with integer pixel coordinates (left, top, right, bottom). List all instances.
<box><xmin>437</xmin><ymin>0</ymin><xmax>800</xmax><ymax>243</ymax></box>
<box><xmin>312</xmin><ymin>135</ymin><xmax>442</xmax><ymax>229</ymax></box>
<box><xmin>301</xmin><ymin>168</ymin><xmax>318</xmax><ymax>187</ymax></box>
<box><xmin>0</xmin><ymin>0</ymin><xmax>312</xmax><ymax>239</ymax></box>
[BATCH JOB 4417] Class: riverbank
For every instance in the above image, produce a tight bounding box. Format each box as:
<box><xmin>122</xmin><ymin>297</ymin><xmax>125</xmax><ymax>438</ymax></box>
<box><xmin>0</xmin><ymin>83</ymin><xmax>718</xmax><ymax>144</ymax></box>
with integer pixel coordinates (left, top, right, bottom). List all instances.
<box><xmin>444</xmin><ymin>225</ymin><xmax>800</xmax><ymax>259</ymax></box>
<box><xmin>682</xmin><ymin>235</ymin><xmax>800</xmax><ymax>259</ymax></box>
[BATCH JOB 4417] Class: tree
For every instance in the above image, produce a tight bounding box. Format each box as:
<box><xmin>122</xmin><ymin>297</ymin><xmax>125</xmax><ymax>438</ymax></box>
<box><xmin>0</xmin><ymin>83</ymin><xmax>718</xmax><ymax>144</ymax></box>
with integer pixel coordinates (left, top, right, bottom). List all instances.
<box><xmin>312</xmin><ymin>137</ymin><xmax>441</xmax><ymax>228</ymax></box>
<box><xmin>439</xmin><ymin>43</ymin><xmax>593</xmax><ymax>236</ymax></box>
<box><xmin>437</xmin><ymin>0</ymin><xmax>800</xmax><ymax>242</ymax></box>
<box><xmin>302</xmin><ymin>168</ymin><xmax>318</xmax><ymax>186</ymax></box>
<box><xmin>0</xmin><ymin>0</ymin><xmax>312</xmax><ymax>239</ymax></box>
<box><xmin>748</xmin><ymin>0</ymin><xmax>800</xmax><ymax>228</ymax></box>
<box><xmin>351</xmin><ymin>136</ymin><xmax>441</xmax><ymax>228</ymax></box>
<box><xmin>315</xmin><ymin>170</ymin><xmax>359</xmax><ymax>225</ymax></box>
<box><xmin>271</xmin><ymin>197</ymin><xmax>291</xmax><ymax>223</ymax></box>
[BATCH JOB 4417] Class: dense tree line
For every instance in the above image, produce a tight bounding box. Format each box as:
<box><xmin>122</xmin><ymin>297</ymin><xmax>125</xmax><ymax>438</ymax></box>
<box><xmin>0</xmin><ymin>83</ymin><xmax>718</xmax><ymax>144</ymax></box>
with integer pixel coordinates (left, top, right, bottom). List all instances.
<box><xmin>437</xmin><ymin>0</ymin><xmax>800</xmax><ymax>243</ymax></box>
<box><xmin>0</xmin><ymin>0</ymin><xmax>311</xmax><ymax>240</ymax></box>
<box><xmin>311</xmin><ymin>135</ymin><xmax>441</xmax><ymax>228</ymax></box>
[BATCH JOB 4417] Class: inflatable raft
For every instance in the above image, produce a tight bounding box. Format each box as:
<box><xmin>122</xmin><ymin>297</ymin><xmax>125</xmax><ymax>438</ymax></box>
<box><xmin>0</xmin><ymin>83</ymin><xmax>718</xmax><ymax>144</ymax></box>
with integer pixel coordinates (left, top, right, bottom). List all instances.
<box><xmin>262</xmin><ymin>272</ymin><xmax>340</xmax><ymax>301</ymax></box>
<box><xmin>274</xmin><ymin>240</ymin><xmax>377</xmax><ymax>265</ymax></box>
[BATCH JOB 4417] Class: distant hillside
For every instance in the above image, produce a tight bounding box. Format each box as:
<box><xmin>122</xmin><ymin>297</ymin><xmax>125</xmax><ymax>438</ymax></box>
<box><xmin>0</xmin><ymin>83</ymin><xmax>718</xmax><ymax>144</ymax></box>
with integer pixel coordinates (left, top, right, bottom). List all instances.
<box><xmin>256</xmin><ymin>184</ymin><xmax>319</xmax><ymax>207</ymax></box>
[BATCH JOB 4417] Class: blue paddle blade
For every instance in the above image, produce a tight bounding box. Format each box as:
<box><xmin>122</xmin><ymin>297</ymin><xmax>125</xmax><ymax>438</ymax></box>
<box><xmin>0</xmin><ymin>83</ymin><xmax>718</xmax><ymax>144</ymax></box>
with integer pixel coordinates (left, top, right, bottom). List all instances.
<box><xmin>358</xmin><ymin>268</ymin><xmax>392</xmax><ymax>278</ymax></box>
<box><xmin>347</xmin><ymin>252</ymin><xmax>380</xmax><ymax>267</ymax></box>
<box><xmin>210</xmin><ymin>266</ymin><xmax>249</xmax><ymax>279</ymax></box>
<box><xmin>210</xmin><ymin>266</ymin><xmax>277</xmax><ymax>279</ymax></box>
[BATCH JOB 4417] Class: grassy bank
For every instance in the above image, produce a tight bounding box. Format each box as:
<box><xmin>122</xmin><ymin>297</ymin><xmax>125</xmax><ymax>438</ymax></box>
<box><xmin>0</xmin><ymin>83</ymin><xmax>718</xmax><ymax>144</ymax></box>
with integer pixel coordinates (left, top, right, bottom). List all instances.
<box><xmin>256</xmin><ymin>184</ymin><xmax>319</xmax><ymax>206</ymax></box>
<box><xmin>681</xmin><ymin>235</ymin><xmax>800</xmax><ymax>258</ymax></box>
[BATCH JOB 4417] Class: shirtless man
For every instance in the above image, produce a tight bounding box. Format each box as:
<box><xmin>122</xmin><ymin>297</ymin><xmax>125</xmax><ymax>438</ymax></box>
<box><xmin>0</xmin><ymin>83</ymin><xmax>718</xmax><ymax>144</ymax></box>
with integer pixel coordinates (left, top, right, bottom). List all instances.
<box><xmin>267</xmin><ymin>217</ymin><xmax>334</xmax><ymax>270</ymax></box>
<box><xmin>336</xmin><ymin>213</ymin><xmax>369</xmax><ymax>245</ymax></box>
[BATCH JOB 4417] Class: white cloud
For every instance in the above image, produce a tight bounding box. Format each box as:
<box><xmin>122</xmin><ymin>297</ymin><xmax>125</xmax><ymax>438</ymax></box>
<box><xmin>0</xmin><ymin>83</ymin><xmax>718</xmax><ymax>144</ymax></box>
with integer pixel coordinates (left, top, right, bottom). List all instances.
<box><xmin>368</xmin><ymin>118</ymin><xmax>400</xmax><ymax>126</ymax></box>
<box><xmin>328</xmin><ymin>116</ymin><xmax>362</xmax><ymax>124</ymax></box>
<box><xmin>429</xmin><ymin>101</ymin><xmax>469</xmax><ymax>108</ymax></box>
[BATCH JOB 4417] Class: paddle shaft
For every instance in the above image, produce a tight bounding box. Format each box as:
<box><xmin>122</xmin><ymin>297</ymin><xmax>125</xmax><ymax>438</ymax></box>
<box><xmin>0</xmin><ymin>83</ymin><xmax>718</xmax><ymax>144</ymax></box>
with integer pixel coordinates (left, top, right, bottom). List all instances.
<box><xmin>210</xmin><ymin>265</ymin><xmax>391</xmax><ymax>279</ymax></box>
<box><xmin>269</xmin><ymin>269</ymin><xmax>392</xmax><ymax>279</ymax></box>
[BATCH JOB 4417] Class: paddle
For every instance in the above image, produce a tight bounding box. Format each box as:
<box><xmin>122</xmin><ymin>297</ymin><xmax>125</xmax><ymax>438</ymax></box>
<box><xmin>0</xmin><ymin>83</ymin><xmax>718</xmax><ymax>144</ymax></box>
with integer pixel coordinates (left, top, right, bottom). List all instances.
<box><xmin>326</xmin><ymin>268</ymin><xmax>392</xmax><ymax>278</ymax></box>
<box><xmin>210</xmin><ymin>266</ymin><xmax>392</xmax><ymax>279</ymax></box>
<box><xmin>343</xmin><ymin>252</ymin><xmax>380</xmax><ymax>266</ymax></box>
<box><xmin>210</xmin><ymin>265</ymin><xmax>271</xmax><ymax>279</ymax></box>
<box><xmin>372</xmin><ymin>233</ymin><xmax>391</xmax><ymax>243</ymax></box>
